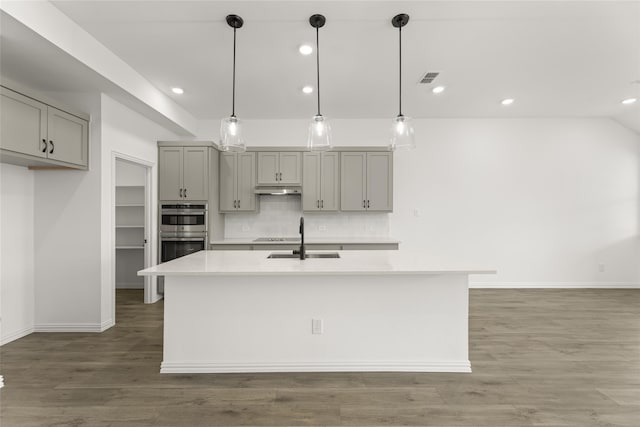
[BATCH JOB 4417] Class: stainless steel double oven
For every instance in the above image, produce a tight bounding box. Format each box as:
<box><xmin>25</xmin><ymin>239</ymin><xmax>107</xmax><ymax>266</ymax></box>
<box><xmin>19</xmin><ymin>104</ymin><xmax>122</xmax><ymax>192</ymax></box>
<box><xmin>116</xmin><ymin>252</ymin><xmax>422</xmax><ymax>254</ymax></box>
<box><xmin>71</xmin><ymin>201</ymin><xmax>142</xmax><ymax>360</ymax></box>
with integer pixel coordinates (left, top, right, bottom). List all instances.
<box><xmin>159</xmin><ymin>203</ymin><xmax>207</xmax><ymax>263</ymax></box>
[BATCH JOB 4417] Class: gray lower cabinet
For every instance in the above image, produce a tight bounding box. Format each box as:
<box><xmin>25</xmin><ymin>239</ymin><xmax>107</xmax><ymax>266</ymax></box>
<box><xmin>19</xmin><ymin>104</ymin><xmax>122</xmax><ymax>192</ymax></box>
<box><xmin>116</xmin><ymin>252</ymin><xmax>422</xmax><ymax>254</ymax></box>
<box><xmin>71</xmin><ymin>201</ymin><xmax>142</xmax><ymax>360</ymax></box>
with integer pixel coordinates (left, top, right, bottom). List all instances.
<box><xmin>0</xmin><ymin>86</ymin><xmax>88</xmax><ymax>169</ymax></box>
<box><xmin>303</xmin><ymin>152</ymin><xmax>339</xmax><ymax>211</ymax></box>
<box><xmin>220</xmin><ymin>152</ymin><xmax>256</xmax><ymax>212</ymax></box>
<box><xmin>159</xmin><ymin>146</ymin><xmax>209</xmax><ymax>201</ymax></box>
<box><xmin>340</xmin><ymin>152</ymin><xmax>393</xmax><ymax>212</ymax></box>
<box><xmin>257</xmin><ymin>152</ymin><xmax>301</xmax><ymax>185</ymax></box>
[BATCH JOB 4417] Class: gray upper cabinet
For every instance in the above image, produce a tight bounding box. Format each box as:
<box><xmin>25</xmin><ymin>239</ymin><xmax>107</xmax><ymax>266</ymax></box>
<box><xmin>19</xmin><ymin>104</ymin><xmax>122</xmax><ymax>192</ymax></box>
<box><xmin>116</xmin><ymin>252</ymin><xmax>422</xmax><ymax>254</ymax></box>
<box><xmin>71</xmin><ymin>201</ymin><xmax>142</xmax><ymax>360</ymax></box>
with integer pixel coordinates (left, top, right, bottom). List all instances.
<box><xmin>220</xmin><ymin>152</ymin><xmax>256</xmax><ymax>212</ymax></box>
<box><xmin>257</xmin><ymin>152</ymin><xmax>301</xmax><ymax>185</ymax></box>
<box><xmin>159</xmin><ymin>147</ymin><xmax>182</xmax><ymax>201</ymax></box>
<box><xmin>159</xmin><ymin>146</ymin><xmax>209</xmax><ymax>201</ymax></box>
<box><xmin>340</xmin><ymin>152</ymin><xmax>367</xmax><ymax>211</ymax></box>
<box><xmin>183</xmin><ymin>147</ymin><xmax>209</xmax><ymax>200</ymax></box>
<box><xmin>340</xmin><ymin>152</ymin><xmax>393</xmax><ymax>212</ymax></box>
<box><xmin>365</xmin><ymin>152</ymin><xmax>393</xmax><ymax>211</ymax></box>
<box><xmin>0</xmin><ymin>88</ymin><xmax>47</xmax><ymax>158</ymax></box>
<box><xmin>46</xmin><ymin>108</ymin><xmax>88</xmax><ymax>166</ymax></box>
<box><xmin>1</xmin><ymin>86</ymin><xmax>88</xmax><ymax>169</ymax></box>
<box><xmin>303</xmin><ymin>152</ymin><xmax>339</xmax><ymax>211</ymax></box>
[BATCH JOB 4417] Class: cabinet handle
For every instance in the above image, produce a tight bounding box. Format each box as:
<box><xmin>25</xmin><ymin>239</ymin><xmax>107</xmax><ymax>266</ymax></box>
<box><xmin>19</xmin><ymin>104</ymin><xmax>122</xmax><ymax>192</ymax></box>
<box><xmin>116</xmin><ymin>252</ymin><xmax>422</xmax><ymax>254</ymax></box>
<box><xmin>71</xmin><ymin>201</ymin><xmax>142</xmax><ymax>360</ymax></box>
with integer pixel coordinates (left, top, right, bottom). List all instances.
<box><xmin>321</xmin><ymin>200</ymin><xmax>324</xmax><ymax>208</ymax></box>
<box><xmin>363</xmin><ymin>200</ymin><xmax>366</xmax><ymax>208</ymax></box>
<box><xmin>179</xmin><ymin>188</ymin><xmax>183</xmax><ymax>198</ymax></box>
<box><xmin>275</xmin><ymin>172</ymin><xmax>278</xmax><ymax>181</ymax></box>
<box><xmin>238</xmin><ymin>200</ymin><xmax>240</xmax><ymax>208</ymax></box>
<box><xmin>367</xmin><ymin>200</ymin><xmax>370</xmax><ymax>208</ymax></box>
<box><xmin>234</xmin><ymin>200</ymin><xmax>237</xmax><ymax>208</ymax></box>
<box><xmin>41</xmin><ymin>139</ymin><xmax>47</xmax><ymax>153</ymax></box>
<box><xmin>279</xmin><ymin>172</ymin><xmax>283</xmax><ymax>181</ymax></box>
<box><xmin>184</xmin><ymin>188</ymin><xmax>187</xmax><ymax>198</ymax></box>
<box><xmin>316</xmin><ymin>200</ymin><xmax>319</xmax><ymax>208</ymax></box>
<box><xmin>49</xmin><ymin>140</ymin><xmax>54</xmax><ymax>154</ymax></box>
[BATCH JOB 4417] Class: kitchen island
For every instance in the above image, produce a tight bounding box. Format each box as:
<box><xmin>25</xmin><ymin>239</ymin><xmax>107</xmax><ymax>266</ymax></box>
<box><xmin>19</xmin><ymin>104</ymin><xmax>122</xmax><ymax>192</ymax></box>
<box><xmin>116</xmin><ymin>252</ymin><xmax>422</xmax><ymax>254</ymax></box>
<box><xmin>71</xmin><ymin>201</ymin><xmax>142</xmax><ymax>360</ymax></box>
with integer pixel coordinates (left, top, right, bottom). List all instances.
<box><xmin>138</xmin><ymin>250</ymin><xmax>494</xmax><ymax>374</ymax></box>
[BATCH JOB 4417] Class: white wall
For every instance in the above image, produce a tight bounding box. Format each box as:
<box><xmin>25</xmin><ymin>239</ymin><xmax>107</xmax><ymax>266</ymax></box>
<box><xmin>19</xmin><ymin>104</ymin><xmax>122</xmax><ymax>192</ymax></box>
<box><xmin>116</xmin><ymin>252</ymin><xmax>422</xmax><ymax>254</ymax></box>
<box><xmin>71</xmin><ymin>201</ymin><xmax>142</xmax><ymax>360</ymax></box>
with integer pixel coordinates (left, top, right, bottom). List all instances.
<box><xmin>200</xmin><ymin>117</ymin><xmax>640</xmax><ymax>287</ymax></box>
<box><xmin>116</xmin><ymin>160</ymin><xmax>145</xmax><ymax>186</ymax></box>
<box><xmin>0</xmin><ymin>164</ymin><xmax>35</xmax><ymax>344</ymax></box>
<box><xmin>392</xmin><ymin>118</ymin><xmax>639</xmax><ymax>287</ymax></box>
<box><xmin>34</xmin><ymin>105</ymin><xmax>103</xmax><ymax>330</ymax></box>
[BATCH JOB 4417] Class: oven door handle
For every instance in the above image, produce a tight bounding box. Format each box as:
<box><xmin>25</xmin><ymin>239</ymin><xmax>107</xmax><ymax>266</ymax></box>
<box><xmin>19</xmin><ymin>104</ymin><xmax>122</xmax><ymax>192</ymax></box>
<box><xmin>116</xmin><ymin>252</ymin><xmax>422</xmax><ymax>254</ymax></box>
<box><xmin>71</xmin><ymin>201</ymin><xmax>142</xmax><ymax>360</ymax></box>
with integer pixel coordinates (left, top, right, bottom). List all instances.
<box><xmin>161</xmin><ymin>210</ymin><xmax>207</xmax><ymax>215</ymax></box>
<box><xmin>161</xmin><ymin>237</ymin><xmax>206</xmax><ymax>242</ymax></box>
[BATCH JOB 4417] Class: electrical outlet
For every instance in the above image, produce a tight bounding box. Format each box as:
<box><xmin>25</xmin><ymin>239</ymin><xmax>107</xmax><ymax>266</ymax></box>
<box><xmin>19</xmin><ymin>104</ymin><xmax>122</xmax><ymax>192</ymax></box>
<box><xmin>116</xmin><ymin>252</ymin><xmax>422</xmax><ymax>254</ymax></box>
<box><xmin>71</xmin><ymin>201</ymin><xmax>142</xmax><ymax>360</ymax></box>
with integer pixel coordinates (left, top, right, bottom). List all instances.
<box><xmin>312</xmin><ymin>319</ymin><xmax>323</xmax><ymax>334</ymax></box>
<box><xmin>598</xmin><ymin>264</ymin><xmax>605</xmax><ymax>273</ymax></box>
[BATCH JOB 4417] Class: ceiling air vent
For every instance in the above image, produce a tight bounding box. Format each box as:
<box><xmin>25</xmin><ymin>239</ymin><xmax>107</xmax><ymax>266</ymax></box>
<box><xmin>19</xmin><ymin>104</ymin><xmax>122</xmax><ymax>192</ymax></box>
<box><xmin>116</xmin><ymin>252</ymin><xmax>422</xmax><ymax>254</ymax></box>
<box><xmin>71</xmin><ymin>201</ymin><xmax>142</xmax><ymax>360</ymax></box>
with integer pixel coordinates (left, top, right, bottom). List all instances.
<box><xmin>420</xmin><ymin>72</ymin><xmax>440</xmax><ymax>84</ymax></box>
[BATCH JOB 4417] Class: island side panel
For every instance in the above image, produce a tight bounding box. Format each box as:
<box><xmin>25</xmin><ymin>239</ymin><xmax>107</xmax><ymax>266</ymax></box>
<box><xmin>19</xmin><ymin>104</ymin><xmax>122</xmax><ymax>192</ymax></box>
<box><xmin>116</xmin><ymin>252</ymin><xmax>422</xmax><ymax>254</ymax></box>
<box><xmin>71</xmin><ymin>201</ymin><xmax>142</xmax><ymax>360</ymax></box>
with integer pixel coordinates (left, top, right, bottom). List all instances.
<box><xmin>161</xmin><ymin>273</ymin><xmax>470</xmax><ymax>373</ymax></box>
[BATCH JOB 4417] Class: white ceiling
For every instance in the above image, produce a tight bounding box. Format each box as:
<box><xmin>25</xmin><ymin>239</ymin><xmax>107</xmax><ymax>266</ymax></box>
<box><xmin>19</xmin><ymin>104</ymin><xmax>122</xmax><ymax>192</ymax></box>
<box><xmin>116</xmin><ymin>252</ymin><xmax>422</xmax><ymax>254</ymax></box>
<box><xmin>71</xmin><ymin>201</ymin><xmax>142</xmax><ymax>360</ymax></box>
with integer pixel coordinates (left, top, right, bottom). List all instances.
<box><xmin>2</xmin><ymin>1</ymin><xmax>640</xmax><ymax>128</ymax></box>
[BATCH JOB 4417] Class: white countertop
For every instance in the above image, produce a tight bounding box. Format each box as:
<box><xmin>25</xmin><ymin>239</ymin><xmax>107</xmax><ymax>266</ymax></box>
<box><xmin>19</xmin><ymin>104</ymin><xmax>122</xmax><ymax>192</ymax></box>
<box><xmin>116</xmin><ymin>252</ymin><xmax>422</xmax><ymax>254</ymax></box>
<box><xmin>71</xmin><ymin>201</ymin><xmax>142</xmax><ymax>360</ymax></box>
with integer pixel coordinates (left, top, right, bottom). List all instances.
<box><xmin>209</xmin><ymin>237</ymin><xmax>400</xmax><ymax>245</ymax></box>
<box><xmin>138</xmin><ymin>250</ymin><xmax>495</xmax><ymax>277</ymax></box>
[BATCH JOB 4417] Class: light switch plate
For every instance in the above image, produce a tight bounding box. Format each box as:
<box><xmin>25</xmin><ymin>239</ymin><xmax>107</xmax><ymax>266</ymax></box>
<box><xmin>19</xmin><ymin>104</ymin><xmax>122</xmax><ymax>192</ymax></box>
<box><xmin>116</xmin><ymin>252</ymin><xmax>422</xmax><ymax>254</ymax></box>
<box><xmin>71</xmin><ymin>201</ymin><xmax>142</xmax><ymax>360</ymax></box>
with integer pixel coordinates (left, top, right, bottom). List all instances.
<box><xmin>312</xmin><ymin>319</ymin><xmax>323</xmax><ymax>334</ymax></box>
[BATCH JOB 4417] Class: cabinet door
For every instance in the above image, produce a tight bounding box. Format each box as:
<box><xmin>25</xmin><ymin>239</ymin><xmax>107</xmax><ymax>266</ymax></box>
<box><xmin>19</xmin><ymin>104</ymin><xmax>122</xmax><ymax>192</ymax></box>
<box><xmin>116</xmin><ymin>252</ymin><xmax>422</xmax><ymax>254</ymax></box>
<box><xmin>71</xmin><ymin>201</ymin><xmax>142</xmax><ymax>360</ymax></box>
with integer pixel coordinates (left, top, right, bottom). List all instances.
<box><xmin>320</xmin><ymin>152</ymin><xmax>339</xmax><ymax>211</ymax></box>
<box><xmin>219</xmin><ymin>152</ymin><xmax>237</xmax><ymax>211</ymax></box>
<box><xmin>278</xmin><ymin>152</ymin><xmax>302</xmax><ymax>184</ymax></box>
<box><xmin>159</xmin><ymin>147</ymin><xmax>183</xmax><ymax>200</ymax></box>
<box><xmin>182</xmin><ymin>147</ymin><xmax>209</xmax><ymax>200</ymax></box>
<box><xmin>257</xmin><ymin>152</ymin><xmax>279</xmax><ymax>185</ymax></box>
<box><xmin>340</xmin><ymin>152</ymin><xmax>367</xmax><ymax>211</ymax></box>
<box><xmin>0</xmin><ymin>87</ymin><xmax>47</xmax><ymax>158</ymax></box>
<box><xmin>46</xmin><ymin>107</ymin><xmax>88</xmax><ymax>167</ymax></box>
<box><xmin>302</xmin><ymin>152</ymin><xmax>321</xmax><ymax>211</ymax></box>
<box><xmin>236</xmin><ymin>152</ymin><xmax>256</xmax><ymax>211</ymax></box>
<box><xmin>366</xmin><ymin>152</ymin><xmax>393</xmax><ymax>211</ymax></box>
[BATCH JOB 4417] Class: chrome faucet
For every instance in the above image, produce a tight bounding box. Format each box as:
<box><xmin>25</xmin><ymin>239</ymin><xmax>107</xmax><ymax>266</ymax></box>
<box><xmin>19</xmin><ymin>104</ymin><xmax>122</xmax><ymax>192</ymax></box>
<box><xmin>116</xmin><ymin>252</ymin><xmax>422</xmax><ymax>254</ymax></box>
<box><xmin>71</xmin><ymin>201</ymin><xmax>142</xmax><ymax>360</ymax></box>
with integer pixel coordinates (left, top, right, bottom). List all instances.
<box><xmin>299</xmin><ymin>216</ymin><xmax>306</xmax><ymax>260</ymax></box>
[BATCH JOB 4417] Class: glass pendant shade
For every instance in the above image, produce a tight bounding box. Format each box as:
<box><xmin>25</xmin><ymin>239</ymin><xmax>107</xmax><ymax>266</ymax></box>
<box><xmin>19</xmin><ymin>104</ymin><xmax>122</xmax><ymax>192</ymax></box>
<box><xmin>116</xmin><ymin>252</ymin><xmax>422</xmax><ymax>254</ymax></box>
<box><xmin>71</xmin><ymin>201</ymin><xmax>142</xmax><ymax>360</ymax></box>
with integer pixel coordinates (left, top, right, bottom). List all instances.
<box><xmin>220</xmin><ymin>116</ymin><xmax>246</xmax><ymax>152</ymax></box>
<box><xmin>307</xmin><ymin>115</ymin><xmax>332</xmax><ymax>151</ymax></box>
<box><xmin>389</xmin><ymin>115</ymin><xmax>415</xmax><ymax>150</ymax></box>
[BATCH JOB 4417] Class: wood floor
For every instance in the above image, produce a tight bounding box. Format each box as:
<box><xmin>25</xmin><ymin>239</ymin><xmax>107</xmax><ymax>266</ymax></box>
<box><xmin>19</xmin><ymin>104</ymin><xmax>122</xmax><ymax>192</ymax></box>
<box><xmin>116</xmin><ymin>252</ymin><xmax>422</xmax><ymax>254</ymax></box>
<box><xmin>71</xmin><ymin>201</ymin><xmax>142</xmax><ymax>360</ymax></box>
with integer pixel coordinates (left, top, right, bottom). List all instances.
<box><xmin>1</xmin><ymin>288</ymin><xmax>638</xmax><ymax>426</ymax></box>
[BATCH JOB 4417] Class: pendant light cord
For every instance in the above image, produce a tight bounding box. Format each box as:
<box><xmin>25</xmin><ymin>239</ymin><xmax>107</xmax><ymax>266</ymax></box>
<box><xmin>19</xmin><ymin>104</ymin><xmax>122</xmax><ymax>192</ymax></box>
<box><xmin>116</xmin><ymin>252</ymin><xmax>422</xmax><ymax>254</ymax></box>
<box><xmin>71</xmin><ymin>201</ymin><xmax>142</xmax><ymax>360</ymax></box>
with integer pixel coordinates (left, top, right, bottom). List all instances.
<box><xmin>398</xmin><ymin>24</ymin><xmax>402</xmax><ymax>117</ymax></box>
<box><xmin>316</xmin><ymin>26</ymin><xmax>321</xmax><ymax>116</ymax></box>
<box><xmin>232</xmin><ymin>26</ymin><xmax>237</xmax><ymax>117</ymax></box>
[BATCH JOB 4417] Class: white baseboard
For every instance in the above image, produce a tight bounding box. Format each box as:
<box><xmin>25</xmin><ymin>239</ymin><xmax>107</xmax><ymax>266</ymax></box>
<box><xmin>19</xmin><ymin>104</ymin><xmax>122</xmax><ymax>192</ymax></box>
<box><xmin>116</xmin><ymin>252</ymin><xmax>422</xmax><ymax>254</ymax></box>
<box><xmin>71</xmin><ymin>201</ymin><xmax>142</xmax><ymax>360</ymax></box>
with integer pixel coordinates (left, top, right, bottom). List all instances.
<box><xmin>160</xmin><ymin>360</ymin><xmax>472</xmax><ymax>374</ymax></box>
<box><xmin>100</xmin><ymin>319</ymin><xmax>115</xmax><ymax>332</ymax></box>
<box><xmin>34</xmin><ymin>323</ymin><xmax>105</xmax><ymax>332</ymax></box>
<box><xmin>1</xmin><ymin>326</ymin><xmax>34</xmax><ymax>346</ymax></box>
<box><xmin>470</xmin><ymin>281</ymin><xmax>640</xmax><ymax>289</ymax></box>
<box><xmin>116</xmin><ymin>282</ymin><xmax>144</xmax><ymax>289</ymax></box>
<box><xmin>146</xmin><ymin>294</ymin><xmax>163</xmax><ymax>304</ymax></box>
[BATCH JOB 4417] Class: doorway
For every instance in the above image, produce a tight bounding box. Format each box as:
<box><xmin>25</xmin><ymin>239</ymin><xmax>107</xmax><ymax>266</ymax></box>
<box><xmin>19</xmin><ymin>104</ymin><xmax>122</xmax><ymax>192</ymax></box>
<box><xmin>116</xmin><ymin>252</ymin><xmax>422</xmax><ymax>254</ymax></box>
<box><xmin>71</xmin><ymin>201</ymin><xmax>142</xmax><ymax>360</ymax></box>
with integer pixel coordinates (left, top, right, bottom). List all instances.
<box><xmin>112</xmin><ymin>154</ymin><xmax>157</xmax><ymax>315</ymax></box>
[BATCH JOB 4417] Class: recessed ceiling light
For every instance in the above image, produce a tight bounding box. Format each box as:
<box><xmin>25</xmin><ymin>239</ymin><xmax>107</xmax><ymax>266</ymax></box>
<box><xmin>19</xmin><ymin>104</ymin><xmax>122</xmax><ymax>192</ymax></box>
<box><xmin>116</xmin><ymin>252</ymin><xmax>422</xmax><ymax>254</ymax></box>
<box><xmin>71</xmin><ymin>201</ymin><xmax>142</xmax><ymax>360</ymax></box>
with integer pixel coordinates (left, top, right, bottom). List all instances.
<box><xmin>621</xmin><ymin>98</ymin><xmax>637</xmax><ymax>105</ymax></box>
<box><xmin>501</xmin><ymin>98</ymin><xmax>514</xmax><ymax>106</ymax></box>
<box><xmin>171</xmin><ymin>87</ymin><xmax>184</xmax><ymax>95</ymax></box>
<box><xmin>302</xmin><ymin>86</ymin><xmax>313</xmax><ymax>94</ymax></box>
<box><xmin>299</xmin><ymin>45</ymin><xmax>313</xmax><ymax>55</ymax></box>
<box><xmin>432</xmin><ymin>86</ymin><xmax>445</xmax><ymax>94</ymax></box>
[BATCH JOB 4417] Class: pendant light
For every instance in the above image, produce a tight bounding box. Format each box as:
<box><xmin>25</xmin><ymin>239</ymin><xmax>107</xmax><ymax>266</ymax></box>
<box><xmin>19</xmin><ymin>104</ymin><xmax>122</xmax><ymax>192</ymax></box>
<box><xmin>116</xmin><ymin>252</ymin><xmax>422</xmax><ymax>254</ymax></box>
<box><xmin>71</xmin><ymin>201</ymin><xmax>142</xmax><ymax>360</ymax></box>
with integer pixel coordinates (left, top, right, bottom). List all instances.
<box><xmin>389</xmin><ymin>13</ymin><xmax>415</xmax><ymax>151</ymax></box>
<box><xmin>220</xmin><ymin>14</ymin><xmax>246</xmax><ymax>152</ymax></box>
<box><xmin>307</xmin><ymin>14</ymin><xmax>332</xmax><ymax>151</ymax></box>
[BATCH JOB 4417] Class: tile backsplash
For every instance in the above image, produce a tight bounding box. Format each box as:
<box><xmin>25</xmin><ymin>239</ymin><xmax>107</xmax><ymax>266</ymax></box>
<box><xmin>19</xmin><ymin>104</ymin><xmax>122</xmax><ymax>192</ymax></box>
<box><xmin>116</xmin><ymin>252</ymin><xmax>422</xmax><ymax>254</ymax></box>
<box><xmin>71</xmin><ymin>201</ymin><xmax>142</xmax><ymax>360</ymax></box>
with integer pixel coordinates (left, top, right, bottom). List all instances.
<box><xmin>224</xmin><ymin>195</ymin><xmax>389</xmax><ymax>238</ymax></box>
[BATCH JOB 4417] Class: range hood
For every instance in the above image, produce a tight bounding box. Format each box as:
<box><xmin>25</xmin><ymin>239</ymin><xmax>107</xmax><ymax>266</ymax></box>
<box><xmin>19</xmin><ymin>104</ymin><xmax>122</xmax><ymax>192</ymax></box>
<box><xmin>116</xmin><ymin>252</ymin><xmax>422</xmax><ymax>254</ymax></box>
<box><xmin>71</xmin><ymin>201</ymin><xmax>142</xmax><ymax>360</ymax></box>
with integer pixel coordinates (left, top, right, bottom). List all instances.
<box><xmin>254</xmin><ymin>186</ymin><xmax>302</xmax><ymax>195</ymax></box>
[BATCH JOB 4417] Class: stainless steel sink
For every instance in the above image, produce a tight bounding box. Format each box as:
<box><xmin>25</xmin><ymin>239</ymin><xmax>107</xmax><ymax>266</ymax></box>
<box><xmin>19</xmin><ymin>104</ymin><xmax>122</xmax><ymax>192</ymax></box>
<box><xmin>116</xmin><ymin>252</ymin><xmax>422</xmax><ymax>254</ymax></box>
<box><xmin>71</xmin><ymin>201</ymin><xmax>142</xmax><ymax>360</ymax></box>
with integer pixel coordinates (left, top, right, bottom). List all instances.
<box><xmin>267</xmin><ymin>252</ymin><xmax>340</xmax><ymax>259</ymax></box>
